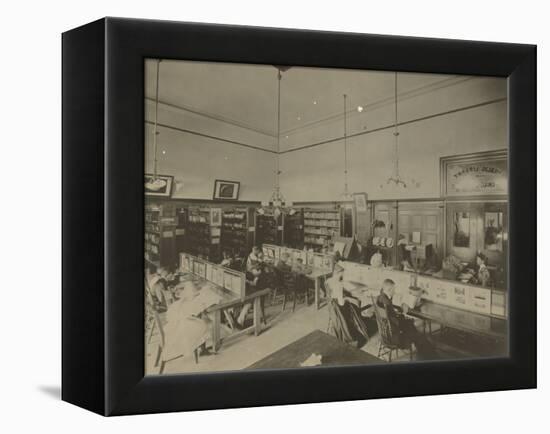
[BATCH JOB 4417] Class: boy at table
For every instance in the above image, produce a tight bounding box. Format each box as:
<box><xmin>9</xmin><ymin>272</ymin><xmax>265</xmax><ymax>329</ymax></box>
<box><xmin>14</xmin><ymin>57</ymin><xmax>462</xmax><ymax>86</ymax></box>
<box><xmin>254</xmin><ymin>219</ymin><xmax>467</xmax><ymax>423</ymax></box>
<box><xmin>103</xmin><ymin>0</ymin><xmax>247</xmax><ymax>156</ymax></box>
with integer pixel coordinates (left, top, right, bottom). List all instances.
<box><xmin>377</xmin><ymin>279</ymin><xmax>437</xmax><ymax>360</ymax></box>
<box><xmin>276</xmin><ymin>252</ymin><xmax>292</xmax><ymax>273</ymax></box>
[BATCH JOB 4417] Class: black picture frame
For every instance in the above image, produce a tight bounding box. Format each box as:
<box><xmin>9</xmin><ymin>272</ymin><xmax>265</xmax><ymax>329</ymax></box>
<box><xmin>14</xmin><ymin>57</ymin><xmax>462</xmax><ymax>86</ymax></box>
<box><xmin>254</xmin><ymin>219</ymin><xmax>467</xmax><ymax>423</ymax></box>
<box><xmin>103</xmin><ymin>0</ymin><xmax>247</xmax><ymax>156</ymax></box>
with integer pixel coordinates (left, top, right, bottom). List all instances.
<box><xmin>62</xmin><ymin>17</ymin><xmax>536</xmax><ymax>416</ymax></box>
<box><xmin>213</xmin><ymin>179</ymin><xmax>240</xmax><ymax>201</ymax></box>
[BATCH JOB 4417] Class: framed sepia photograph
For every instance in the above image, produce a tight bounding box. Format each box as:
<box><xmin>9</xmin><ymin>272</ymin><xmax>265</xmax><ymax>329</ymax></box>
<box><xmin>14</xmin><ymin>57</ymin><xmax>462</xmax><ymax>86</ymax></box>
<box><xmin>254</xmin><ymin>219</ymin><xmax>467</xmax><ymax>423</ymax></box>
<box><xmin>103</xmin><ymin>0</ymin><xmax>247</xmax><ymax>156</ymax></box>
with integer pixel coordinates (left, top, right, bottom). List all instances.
<box><xmin>213</xmin><ymin>179</ymin><xmax>240</xmax><ymax>200</ymax></box>
<box><xmin>62</xmin><ymin>18</ymin><xmax>536</xmax><ymax>416</ymax></box>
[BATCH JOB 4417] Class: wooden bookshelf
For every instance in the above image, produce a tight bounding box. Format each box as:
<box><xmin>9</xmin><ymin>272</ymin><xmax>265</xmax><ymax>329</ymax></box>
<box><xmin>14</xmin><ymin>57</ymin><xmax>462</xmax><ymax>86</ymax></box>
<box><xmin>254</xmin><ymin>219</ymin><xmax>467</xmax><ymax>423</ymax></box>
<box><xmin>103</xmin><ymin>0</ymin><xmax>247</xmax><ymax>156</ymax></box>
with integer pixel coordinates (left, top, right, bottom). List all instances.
<box><xmin>283</xmin><ymin>209</ymin><xmax>304</xmax><ymax>249</ymax></box>
<box><xmin>144</xmin><ymin>203</ymin><xmax>177</xmax><ymax>268</ymax></box>
<box><xmin>185</xmin><ymin>206</ymin><xmax>221</xmax><ymax>262</ymax></box>
<box><xmin>174</xmin><ymin>206</ymin><xmax>187</xmax><ymax>255</ymax></box>
<box><xmin>255</xmin><ymin>210</ymin><xmax>283</xmax><ymax>246</ymax></box>
<box><xmin>220</xmin><ymin>207</ymin><xmax>255</xmax><ymax>257</ymax></box>
<box><xmin>303</xmin><ymin>208</ymin><xmax>341</xmax><ymax>251</ymax></box>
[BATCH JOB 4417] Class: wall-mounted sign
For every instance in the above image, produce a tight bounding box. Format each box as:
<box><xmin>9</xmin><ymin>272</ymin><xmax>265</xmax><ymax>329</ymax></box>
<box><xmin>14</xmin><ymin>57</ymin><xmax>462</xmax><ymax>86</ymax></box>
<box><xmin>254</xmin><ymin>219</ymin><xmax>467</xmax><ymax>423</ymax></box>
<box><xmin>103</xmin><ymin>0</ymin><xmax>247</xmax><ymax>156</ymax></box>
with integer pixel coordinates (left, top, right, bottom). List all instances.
<box><xmin>441</xmin><ymin>150</ymin><xmax>507</xmax><ymax>197</ymax></box>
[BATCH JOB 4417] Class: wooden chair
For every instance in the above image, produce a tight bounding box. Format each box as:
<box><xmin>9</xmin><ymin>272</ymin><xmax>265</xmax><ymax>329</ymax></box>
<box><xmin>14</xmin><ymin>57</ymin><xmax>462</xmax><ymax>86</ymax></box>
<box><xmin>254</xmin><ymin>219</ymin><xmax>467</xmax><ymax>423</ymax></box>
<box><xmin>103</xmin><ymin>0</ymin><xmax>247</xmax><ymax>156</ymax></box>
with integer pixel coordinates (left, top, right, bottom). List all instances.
<box><xmin>370</xmin><ymin>296</ymin><xmax>413</xmax><ymax>362</ymax></box>
<box><xmin>280</xmin><ymin>271</ymin><xmax>310</xmax><ymax>312</ymax></box>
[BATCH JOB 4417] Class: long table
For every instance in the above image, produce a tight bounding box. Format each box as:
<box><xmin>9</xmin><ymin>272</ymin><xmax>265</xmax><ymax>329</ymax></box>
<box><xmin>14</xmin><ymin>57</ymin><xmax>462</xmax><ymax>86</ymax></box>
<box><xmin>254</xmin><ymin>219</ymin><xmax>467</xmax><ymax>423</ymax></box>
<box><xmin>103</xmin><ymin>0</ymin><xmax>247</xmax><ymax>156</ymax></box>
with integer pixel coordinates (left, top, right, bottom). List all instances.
<box><xmin>408</xmin><ymin>301</ymin><xmax>507</xmax><ymax>341</ymax></box>
<box><xmin>247</xmin><ymin>330</ymin><xmax>382</xmax><ymax>370</ymax></box>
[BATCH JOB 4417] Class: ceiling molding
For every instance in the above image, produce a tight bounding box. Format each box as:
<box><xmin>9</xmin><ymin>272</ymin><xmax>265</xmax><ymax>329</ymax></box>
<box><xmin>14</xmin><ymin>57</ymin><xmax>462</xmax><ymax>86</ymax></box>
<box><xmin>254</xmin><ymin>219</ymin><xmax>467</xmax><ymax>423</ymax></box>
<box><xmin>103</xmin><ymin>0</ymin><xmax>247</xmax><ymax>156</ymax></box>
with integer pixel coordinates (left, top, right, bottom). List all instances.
<box><xmin>280</xmin><ymin>75</ymin><xmax>475</xmax><ymax>136</ymax></box>
<box><xmin>280</xmin><ymin>97</ymin><xmax>507</xmax><ymax>155</ymax></box>
<box><xmin>145</xmin><ymin>97</ymin><xmax>277</xmax><ymax>138</ymax></box>
<box><xmin>144</xmin><ymin>120</ymin><xmax>277</xmax><ymax>154</ymax></box>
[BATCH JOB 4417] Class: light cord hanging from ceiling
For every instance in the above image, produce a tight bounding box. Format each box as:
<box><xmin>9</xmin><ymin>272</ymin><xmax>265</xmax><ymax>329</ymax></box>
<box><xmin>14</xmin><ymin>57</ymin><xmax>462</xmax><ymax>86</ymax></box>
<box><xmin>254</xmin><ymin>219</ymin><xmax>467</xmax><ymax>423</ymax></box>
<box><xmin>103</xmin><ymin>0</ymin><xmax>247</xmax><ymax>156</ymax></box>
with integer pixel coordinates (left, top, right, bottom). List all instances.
<box><xmin>153</xmin><ymin>59</ymin><xmax>161</xmax><ymax>180</ymax></box>
<box><xmin>272</xmin><ymin>69</ymin><xmax>285</xmax><ymax>204</ymax></box>
<box><xmin>393</xmin><ymin>71</ymin><xmax>400</xmax><ymax>183</ymax></box>
<box><xmin>342</xmin><ymin>93</ymin><xmax>352</xmax><ymax>199</ymax></box>
<box><xmin>145</xmin><ymin>59</ymin><xmax>169</xmax><ymax>193</ymax></box>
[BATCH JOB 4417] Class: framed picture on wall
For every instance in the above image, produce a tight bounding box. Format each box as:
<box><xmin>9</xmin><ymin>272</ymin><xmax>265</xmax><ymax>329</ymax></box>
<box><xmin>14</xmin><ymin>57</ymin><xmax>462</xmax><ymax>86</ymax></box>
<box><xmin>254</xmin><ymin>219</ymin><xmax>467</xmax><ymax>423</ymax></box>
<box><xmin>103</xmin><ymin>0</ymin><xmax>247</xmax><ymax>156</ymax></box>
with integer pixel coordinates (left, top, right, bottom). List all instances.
<box><xmin>63</xmin><ymin>18</ymin><xmax>536</xmax><ymax>416</ymax></box>
<box><xmin>213</xmin><ymin>179</ymin><xmax>240</xmax><ymax>200</ymax></box>
<box><xmin>353</xmin><ymin>192</ymin><xmax>368</xmax><ymax>212</ymax></box>
<box><xmin>144</xmin><ymin>174</ymin><xmax>173</xmax><ymax>197</ymax></box>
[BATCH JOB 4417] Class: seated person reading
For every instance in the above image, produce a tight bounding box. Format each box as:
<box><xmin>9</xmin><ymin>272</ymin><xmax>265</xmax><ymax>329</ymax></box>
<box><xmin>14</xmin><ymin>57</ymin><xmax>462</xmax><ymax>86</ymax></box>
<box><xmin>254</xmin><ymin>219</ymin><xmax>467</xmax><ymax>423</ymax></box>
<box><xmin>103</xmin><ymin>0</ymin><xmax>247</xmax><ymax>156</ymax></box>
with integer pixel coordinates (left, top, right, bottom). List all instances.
<box><xmin>220</xmin><ymin>250</ymin><xmax>233</xmax><ymax>268</ymax></box>
<box><xmin>146</xmin><ymin>264</ymin><xmax>177</xmax><ymax>307</ymax></box>
<box><xmin>246</xmin><ymin>246</ymin><xmax>264</xmax><ymax>272</ymax></box>
<box><xmin>163</xmin><ymin>281</ymin><xmax>214</xmax><ymax>359</ymax></box>
<box><xmin>236</xmin><ymin>265</ymin><xmax>270</xmax><ymax>328</ymax></box>
<box><xmin>291</xmin><ymin>257</ymin><xmax>305</xmax><ymax>274</ymax></box>
<box><xmin>376</xmin><ymin>279</ymin><xmax>437</xmax><ymax>360</ymax></box>
<box><xmin>276</xmin><ymin>252</ymin><xmax>292</xmax><ymax>273</ymax></box>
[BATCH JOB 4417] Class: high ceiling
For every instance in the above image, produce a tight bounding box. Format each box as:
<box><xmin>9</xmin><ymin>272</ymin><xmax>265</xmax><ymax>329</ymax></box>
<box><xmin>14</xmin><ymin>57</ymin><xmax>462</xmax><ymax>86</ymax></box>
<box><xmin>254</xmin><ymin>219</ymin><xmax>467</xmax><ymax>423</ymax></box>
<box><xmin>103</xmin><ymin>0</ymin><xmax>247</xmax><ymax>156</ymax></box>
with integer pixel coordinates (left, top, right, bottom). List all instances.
<box><xmin>144</xmin><ymin>59</ymin><xmax>465</xmax><ymax>138</ymax></box>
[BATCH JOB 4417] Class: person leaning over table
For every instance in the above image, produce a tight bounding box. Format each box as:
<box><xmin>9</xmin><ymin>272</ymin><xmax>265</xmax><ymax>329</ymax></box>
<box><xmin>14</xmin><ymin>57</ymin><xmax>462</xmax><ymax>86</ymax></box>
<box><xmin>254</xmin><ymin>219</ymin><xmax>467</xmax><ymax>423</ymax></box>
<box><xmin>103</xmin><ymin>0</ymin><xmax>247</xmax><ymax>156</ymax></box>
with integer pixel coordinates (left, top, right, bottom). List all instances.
<box><xmin>220</xmin><ymin>250</ymin><xmax>233</xmax><ymax>268</ymax></box>
<box><xmin>376</xmin><ymin>279</ymin><xmax>437</xmax><ymax>361</ymax></box>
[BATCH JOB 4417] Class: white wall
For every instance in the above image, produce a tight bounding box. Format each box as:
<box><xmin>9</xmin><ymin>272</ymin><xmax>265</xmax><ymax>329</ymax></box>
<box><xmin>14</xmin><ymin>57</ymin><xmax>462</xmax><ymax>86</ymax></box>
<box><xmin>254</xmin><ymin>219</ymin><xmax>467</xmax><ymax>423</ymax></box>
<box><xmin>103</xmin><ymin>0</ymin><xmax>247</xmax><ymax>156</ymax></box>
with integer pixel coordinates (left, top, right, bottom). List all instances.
<box><xmin>145</xmin><ymin>102</ymin><xmax>276</xmax><ymax>201</ymax></box>
<box><xmin>279</xmin><ymin>78</ymin><xmax>507</xmax><ymax>202</ymax></box>
<box><xmin>145</xmin><ymin>75</ymin><xmax>507</xmax><ymax>203</ymax></box>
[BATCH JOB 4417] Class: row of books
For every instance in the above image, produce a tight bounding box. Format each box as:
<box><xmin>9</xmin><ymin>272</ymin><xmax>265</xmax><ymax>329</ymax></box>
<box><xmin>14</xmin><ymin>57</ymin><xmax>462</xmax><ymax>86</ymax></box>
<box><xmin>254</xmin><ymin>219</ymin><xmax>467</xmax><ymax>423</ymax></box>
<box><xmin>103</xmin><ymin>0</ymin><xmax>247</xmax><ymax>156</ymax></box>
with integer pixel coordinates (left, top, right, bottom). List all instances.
<box><xmin>145</xmin><ymin>223</ymin><xmax>160</xmax><ymax>233</ymax></box>
<box><xmin>304</xmin><ymin>219</ymin><xmax>339</xmax><ymax>228</ymax></box>
<box><xmin>304</xmin><ymin>211</ymin><xmax>340</xmax><ymax>220</ymax></box>
<box><xmin>304</xmin><ymin>227</ymin><xmax>339</xmax><ymax>236</ymax></box>
<box><xmin>145</xmin><ymin>241</ymin><xmax>159</xmax><ymax>255</ymax></box>
<box><xmin>145</xmin><ymin>232</ymin><xmax>160</xmax><ymax>244</ymax></box>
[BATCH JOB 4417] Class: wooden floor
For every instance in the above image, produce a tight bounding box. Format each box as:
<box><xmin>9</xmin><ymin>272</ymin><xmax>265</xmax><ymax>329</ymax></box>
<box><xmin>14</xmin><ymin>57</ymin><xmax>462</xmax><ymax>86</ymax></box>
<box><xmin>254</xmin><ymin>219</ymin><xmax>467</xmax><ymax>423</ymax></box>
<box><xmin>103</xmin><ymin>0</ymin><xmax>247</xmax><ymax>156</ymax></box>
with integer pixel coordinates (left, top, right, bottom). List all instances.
<box><xmin>145</xmin><ymin>298</ymin><xmax>499</xmax><ymax>375</ymax></box>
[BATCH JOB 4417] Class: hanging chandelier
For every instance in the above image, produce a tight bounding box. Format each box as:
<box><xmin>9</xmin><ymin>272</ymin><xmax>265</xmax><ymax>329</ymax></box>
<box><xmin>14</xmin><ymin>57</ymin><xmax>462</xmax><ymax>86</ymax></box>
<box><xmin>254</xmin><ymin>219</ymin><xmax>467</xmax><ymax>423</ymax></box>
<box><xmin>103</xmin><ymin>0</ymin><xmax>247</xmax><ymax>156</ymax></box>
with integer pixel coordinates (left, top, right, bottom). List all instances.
<box><xmin>341</xmin><ymin>94</ymin><xmax>353</xmax><ymax>200</ymax></box>
<box><xmin>145</xmin><ymin>59</ymin><xmax>168</xmax><ymax>192</ymax></box>
<box><xmin>260</xmin><ymin>66</ymin><xmax>293</xmax><ymax>219</ymax></box>
<box><xmin>379</xmin><ymin>72</ymin><xmax>420</xmax><ymax>191</ymax></box>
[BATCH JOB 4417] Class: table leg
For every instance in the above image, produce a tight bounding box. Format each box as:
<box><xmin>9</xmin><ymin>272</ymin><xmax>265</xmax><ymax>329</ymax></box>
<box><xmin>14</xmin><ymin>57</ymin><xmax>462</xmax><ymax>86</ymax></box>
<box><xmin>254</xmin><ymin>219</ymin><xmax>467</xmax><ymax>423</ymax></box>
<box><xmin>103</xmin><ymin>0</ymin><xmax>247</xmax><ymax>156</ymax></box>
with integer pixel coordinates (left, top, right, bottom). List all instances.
<box><xmin>253</xmin><ymin>296</ymin><xmax>262</xmax><ymax>336</ymax></box>
<box><xmin>211</xmin><ymin>309</ymin><xmax>221</xmax><ymax>353</ymax></box>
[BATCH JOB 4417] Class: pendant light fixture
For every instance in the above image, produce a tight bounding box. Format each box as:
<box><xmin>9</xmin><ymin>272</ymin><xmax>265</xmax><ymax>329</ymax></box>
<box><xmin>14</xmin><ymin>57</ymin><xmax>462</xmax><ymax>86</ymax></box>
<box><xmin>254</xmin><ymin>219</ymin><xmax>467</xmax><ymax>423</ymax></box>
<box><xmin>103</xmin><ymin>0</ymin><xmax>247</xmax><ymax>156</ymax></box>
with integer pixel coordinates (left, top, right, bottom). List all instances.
<box><xmin>146</xmin><ymin>59</ymin><xmax>168</xmax><ymax>192</ymax></box>
<box><xmin>341</xmin><ymin>94</ymin><xmax>353</xmax><ymax>200</ymax></box>
<box><xmin>261</xmin><ymin>66</ymin><xmax>292</xmax><ymax>219</ymax></box>
<box><xmin>271</xmin><ymin>67</ymin><xmax>285</xmax><ymax>209</ymax></box>
<box><xmin>379</xmin><ymin>72</ymin><xmax>420</xmax><ymax>191</ymax></box>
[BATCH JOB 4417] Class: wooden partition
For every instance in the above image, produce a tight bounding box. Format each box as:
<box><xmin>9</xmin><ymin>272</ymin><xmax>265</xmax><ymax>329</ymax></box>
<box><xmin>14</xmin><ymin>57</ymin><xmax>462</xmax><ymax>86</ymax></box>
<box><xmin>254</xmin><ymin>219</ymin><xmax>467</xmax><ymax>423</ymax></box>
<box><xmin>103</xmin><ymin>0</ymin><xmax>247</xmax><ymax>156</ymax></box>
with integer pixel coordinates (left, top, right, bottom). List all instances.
<box><xmin>179</xmin><ymin>252</ymin><xmax>246</xmax><ymax>299</ymax></box>
<box><xmin>262</xmin><ymin>243</ymin><xmax>334</xmax><ymax>271</ymax></box>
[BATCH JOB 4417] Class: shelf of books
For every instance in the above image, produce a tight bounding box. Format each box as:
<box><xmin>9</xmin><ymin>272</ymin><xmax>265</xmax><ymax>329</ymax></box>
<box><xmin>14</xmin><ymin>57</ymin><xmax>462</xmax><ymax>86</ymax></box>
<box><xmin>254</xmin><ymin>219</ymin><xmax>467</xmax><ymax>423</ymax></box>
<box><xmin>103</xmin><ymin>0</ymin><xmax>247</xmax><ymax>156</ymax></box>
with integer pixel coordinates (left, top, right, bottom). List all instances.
<box><xmin>144</xmin><ymin>203</ymin><xmax>177</xmax><ymax>268</ymax></box>
<box><xmin>303</xmin><ymin>208</ymin><xmax>341</xmax><ymax>251</ymax></box>
<box><xmin>185</xmin><ymin>206</ymin><xmax>221</xmax><ymax>262</ymax></box>
<box><xmin>255</xmin><ymin>210</ymin><xmax>283</xmax><ymax>246</ymax></box>
<box><xmin>174</xmin><ymin>206</ymin><xmax>187</xmax><ymax>255</ymax></box>
<box><xmin>283</xmin><ymin>209</ymin><xmax>304</xmax><ymax>249</ymax></box>
<box><xmin>220</xmin><ymin>207</ymin><xmax>255</xmax><ymax>257</ymax></box>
